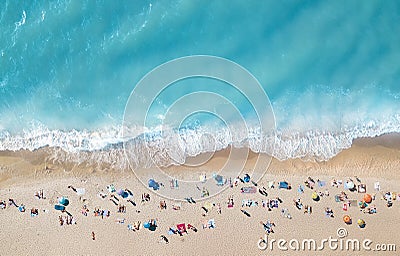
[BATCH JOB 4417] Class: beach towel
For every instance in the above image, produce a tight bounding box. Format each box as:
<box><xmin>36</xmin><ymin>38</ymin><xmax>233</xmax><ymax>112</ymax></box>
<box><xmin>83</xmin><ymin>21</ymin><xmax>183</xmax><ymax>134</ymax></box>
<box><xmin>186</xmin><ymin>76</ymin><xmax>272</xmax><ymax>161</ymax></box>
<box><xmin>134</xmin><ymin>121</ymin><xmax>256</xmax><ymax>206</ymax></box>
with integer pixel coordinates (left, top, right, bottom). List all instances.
<box><xmin>318</xmin><ymin>180</ymin><xmax>326</xmax><ymax>187</ymax></box>
<box><xmin>208</xmin><ymin>219</ymin><xmax>215</xmax><ymax>229</ymax></box>
<box><xmin>107</xmin><ymin>184</ymin><xmax>116</xmax><ymax>193</ymax></box>
<box><xmin>348</xmin><ymin>200</ymin><xmax>357</xmax><ymax>206</ymax></box>
<box><xmin>76</xmin><ymin>188</ymin><xmax>85</xmax><ymax>195</ymax></box>
<box><xmin>241</xmin><ymin>187</ymin><xmax>257</xmax><ymax>193</ymax></box>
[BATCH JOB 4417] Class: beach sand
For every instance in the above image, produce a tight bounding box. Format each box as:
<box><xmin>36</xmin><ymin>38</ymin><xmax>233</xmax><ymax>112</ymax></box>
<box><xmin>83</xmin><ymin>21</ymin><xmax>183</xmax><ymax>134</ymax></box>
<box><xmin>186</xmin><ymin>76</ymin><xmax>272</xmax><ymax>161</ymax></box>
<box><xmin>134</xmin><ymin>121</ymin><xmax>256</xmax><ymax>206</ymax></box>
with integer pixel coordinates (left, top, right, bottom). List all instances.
<box><xmin>0</xmin><ymin>134</ymin><xmax>399</xmax><ymax>255</ymax></box>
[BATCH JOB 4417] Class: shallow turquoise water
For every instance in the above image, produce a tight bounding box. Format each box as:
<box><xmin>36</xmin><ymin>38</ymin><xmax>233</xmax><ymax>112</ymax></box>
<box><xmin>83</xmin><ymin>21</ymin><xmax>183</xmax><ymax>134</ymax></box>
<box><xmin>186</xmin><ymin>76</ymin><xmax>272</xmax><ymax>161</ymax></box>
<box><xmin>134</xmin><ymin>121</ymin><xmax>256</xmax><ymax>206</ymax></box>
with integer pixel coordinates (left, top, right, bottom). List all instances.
<box><xmin>0</xmin><ymin>0</ymin><xmax>399</xmax><ymax>162</ymax></box>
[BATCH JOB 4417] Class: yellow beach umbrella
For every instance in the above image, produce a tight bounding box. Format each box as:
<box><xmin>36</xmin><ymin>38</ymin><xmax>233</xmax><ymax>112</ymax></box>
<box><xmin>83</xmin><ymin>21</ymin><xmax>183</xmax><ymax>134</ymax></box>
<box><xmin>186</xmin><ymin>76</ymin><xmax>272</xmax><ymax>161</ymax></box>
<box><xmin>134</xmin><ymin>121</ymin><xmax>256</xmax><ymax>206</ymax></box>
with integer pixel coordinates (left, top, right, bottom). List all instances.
<box><xmin>357</xmin><ymin>219</ymin><xmax>366</xmax><ymax>228</ymax></box>
<box><xmin>311</xmin><ymin>192</ymin><xmax>319</xmax><ymax>201</ymax></box>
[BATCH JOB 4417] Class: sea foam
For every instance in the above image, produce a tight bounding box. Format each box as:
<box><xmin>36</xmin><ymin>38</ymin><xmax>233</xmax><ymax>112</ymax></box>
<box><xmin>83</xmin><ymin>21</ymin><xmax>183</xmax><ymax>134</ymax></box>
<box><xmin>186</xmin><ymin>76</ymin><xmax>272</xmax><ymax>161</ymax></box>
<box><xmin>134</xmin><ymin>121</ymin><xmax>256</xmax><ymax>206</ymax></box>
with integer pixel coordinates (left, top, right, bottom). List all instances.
<box><xmin>1</xmin><ymin>114</ymin><xmax>399</xmax><ymax>169</ymax></box>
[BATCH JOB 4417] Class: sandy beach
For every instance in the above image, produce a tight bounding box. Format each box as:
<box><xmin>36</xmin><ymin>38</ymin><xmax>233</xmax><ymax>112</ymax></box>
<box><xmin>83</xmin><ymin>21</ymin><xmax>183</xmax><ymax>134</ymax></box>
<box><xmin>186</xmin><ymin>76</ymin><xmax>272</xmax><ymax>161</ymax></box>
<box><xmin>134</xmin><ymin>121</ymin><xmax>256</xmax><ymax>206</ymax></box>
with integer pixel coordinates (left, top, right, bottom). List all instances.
<box><xmin>0</xmin><ymin>134</ymin><xmax>399</xmax><ymax>255</ymax></box>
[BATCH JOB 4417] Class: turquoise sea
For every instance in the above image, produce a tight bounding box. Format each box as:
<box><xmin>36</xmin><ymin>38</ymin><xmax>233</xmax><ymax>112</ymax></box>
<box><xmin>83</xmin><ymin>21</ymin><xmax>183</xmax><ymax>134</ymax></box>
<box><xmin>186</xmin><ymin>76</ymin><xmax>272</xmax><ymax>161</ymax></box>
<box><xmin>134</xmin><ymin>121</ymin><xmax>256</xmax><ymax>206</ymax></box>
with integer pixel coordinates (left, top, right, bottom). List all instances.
<box><xmin>0</xmin><ymin>1</ymin><xmax>399</xmax><ymax>166</ymax></box>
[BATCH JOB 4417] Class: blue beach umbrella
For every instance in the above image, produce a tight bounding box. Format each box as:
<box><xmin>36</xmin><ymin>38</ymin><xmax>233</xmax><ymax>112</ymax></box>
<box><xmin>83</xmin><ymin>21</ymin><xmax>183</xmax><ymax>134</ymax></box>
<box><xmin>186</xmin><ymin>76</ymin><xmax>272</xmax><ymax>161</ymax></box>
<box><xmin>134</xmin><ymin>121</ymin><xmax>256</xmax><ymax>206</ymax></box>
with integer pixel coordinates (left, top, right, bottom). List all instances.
<box><xmin>148</xmin><ymin>179</ymin><xmax>160</xmax><ymax>190</ymax></box>
<box><xmin>117</xmin><ymin>189</ymin><xmax>129</xmax><ymax>198</ymax></box>
<box><xmin>54</xmin><ymin>204</ymin><xmax>65</xmax><ymax>211</ymax></box>
<box><xmin>243</xmin><ymin>174</ymin><xmax>250</xmax><ymax>183</ymax></box>
<box><xmin>58</xmin><ymin>197</ymin><xmax>69</xmax><ymax>206</ymax></box>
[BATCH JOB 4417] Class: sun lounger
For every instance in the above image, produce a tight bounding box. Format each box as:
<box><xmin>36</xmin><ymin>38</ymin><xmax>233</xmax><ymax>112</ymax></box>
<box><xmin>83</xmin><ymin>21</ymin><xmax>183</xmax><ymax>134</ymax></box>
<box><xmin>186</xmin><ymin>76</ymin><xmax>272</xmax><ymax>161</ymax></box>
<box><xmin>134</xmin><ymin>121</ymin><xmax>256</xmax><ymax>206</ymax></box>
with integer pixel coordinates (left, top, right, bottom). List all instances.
<box><xmin>358</xmin><ymin>184</ymin><xmax>366</xmax><ymax>193</ymax></box>
<box><xmin>374</xmin><ymin>182</ymin><xmax>380</xmax><ymax>191</ymax></box>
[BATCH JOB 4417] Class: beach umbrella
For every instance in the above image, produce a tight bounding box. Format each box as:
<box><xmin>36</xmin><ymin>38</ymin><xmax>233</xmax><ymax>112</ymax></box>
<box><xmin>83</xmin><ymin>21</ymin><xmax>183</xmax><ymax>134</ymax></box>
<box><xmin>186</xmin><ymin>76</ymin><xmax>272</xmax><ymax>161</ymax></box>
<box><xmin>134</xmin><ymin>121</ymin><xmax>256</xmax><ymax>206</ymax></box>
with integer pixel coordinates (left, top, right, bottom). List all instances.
<box><xmin>346</xmin><ymin>181</ymin><xmax>355</xmax><ymax>190</ymax></box>
<box><xmin>363</xmin><ymin>194</ymin><xmax>372</xmax><ymax>204</ymax></box>
<box><xmin>107</xmin><ymin>184</ymin><xmax>116</xmax><ymax>193</ymax></box>
<box><xmin>279</xmin><ymin>181</ymin><xmax>289</xmax><ymax>189</ymax></box>
<box><xmin>18</xmin><ymin>205</ymin><xmax>25</xmax><ymax>212</ymax></box>
<box><xmin>58</xmin><ymin>197</ymin><xmax>69</xmax><ymax>206</ymax></box>
<box><xmin>148</xmin><ymin>179</ymin><xmax>160</xmax><ymax>190</ymax></box>
<box><xmin>54</xmin><ymin>204</ymin><xmax>65</xmax><ymax>211</ymax></box>
<box><xmin>343</xmin><ymin>215</ymin><xmax>352</xmax><ymax>224</ymax></box>
<box><xmin>143</xmin><ymin>222</ymin><xmax>150</xmax><ymax>229</ymax></box>
<box><xmin>357</xmin><ymin>219</ymin><xmax>366</xmax><ymax>228</ymax></box>
<box><xmin>204</xmin><ymin>202</ymin><xmax>213</xmax><ymax>210</ymax></box>
<box><xmin>243</xmin><ymin>174</ymin><xmax>250</xmax><ymax>183</ymax></box>
<box><xmin>117</xmin><ymin>189</ymin><xmax>128</xmax><ymax>198</ymax></box>
<box><xmin>311</xmin><ymin>192</ymin><xmax>320</xmax><ymax>201</ymax></box>
<box><xmin>214</xmin><ymin>175</ymin><xmax>223</xmax><ymax>183</ymax></box>
<box><xmin>177</xmin><ymin>223</ymin><xmax>186</xmax><ymax>232</ymax></box>
<box><xmin>359</xmin><ymin>201</ymin><xmax>368</xmax><ymax>208</ymax></box>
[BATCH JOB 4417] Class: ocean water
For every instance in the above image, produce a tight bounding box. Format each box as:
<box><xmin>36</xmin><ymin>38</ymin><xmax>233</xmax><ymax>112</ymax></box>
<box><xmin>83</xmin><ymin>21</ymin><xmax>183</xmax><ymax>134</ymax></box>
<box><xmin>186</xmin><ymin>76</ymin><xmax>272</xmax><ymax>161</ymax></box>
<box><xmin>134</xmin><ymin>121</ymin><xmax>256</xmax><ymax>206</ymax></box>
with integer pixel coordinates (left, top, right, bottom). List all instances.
<box><xmin>0</xmin><ymin>1</ymin><xmax>400</xmax><ymax>166</ymax></box>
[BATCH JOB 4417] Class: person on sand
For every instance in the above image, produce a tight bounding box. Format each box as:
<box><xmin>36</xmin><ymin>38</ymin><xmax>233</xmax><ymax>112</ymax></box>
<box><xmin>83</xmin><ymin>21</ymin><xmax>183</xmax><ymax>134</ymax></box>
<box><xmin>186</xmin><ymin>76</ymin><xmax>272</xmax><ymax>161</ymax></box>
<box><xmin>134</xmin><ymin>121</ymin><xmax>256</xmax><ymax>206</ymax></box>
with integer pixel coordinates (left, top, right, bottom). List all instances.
<box><xmin>187</xmin><ymin>224</ymin><xmax>198</xmax><ymax>232</ymax></box>
<box><xmin>91</xmin><ymin>231</ymin><xmax>95</xmax><ymax>240</ymax></box>
<box><xmin>339</xmin><ymin>191</ymin><xmax>348</xmax><ymax>201</ymax></box>
<box><xmin>67</xmin><ymin>185</ymin><xmax>77</xmax><ymax>193</ymax></box>
<box><xmin>160</xmin><ymin>235</ymin><xmax>169</xmax><ymax>244</ymax></box>
<box><xmin>325</xmin><ymin>207</ymin><xmax>334</xmax><ymax>218</ymax></box>
<box><xmin>0</xmin><ymin>200</ymin><xmax>6</xmax><ymax>209</ymax></box>
<box><xmin>8</xmin><ymin>198</ymin><xmax>17</xmax><ymax>207</ymax></box>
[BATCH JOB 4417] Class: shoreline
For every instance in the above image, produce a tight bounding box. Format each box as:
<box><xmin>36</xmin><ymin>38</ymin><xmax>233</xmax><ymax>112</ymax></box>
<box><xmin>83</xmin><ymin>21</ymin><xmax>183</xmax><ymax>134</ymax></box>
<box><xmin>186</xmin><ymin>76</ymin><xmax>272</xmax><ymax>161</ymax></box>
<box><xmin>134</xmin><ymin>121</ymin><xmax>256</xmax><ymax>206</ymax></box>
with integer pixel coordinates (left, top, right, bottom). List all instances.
<box><xmin>1</xmin><ymin>133</ymin><xmax>400</xmax><ymax>186</ymax></box>
<box><xmin>0</xmin><ymin>134</ymin><xmax>399</xmax><ymax>255</ymax></box>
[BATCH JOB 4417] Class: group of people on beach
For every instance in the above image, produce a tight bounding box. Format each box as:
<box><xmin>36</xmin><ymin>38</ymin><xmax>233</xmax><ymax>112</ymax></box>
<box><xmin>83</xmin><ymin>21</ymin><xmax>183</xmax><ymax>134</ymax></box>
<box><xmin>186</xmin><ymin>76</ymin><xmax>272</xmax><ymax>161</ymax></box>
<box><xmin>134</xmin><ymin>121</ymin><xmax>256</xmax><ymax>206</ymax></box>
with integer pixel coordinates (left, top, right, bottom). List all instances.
<box><xmin>58</xmin><ymin>215</ymin><xmax>76</xmax><ymax>225</ymax></box>
<box><xmin>1</xmin><ymin>172</ymin><xmax>398</xmax><ymax>246</ymax></box>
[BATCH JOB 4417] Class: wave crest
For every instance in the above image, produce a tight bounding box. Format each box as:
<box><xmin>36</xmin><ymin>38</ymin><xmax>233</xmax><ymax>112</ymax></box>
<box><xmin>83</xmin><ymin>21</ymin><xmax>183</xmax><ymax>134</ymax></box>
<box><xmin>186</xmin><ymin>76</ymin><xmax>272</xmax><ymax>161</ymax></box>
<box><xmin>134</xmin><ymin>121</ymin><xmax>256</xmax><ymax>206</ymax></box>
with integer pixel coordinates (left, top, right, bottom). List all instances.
<box><xmin>1</xmin><ymin>115</ymin><xmax>400</xmax><ymax>168</ymax></box>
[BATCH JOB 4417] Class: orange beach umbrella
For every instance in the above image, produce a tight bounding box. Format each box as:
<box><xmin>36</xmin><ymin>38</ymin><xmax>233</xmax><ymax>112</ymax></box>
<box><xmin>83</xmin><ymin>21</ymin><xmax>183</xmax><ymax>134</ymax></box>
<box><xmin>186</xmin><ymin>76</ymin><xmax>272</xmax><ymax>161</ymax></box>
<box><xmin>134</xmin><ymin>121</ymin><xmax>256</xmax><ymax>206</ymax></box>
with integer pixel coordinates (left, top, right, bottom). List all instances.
<box><xmin>363</xmin><ymin>194</ymin><xmax>372</xmax><ymax>204</ymax></box>
<box><xmin>343</xmin><ymin>215</ymin><xmax>351</xmax><ymax>224</ymax></box>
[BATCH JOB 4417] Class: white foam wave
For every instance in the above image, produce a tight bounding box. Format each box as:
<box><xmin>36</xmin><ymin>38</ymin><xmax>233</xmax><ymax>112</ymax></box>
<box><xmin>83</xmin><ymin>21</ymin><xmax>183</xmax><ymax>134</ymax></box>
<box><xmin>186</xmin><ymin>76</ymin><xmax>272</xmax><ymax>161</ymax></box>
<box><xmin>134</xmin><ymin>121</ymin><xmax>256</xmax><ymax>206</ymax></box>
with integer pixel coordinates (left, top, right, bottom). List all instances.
<box><xmin>1</xmin><ymin>114</ymin><xmax>400</xmax><ymax>168</ymax></box>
